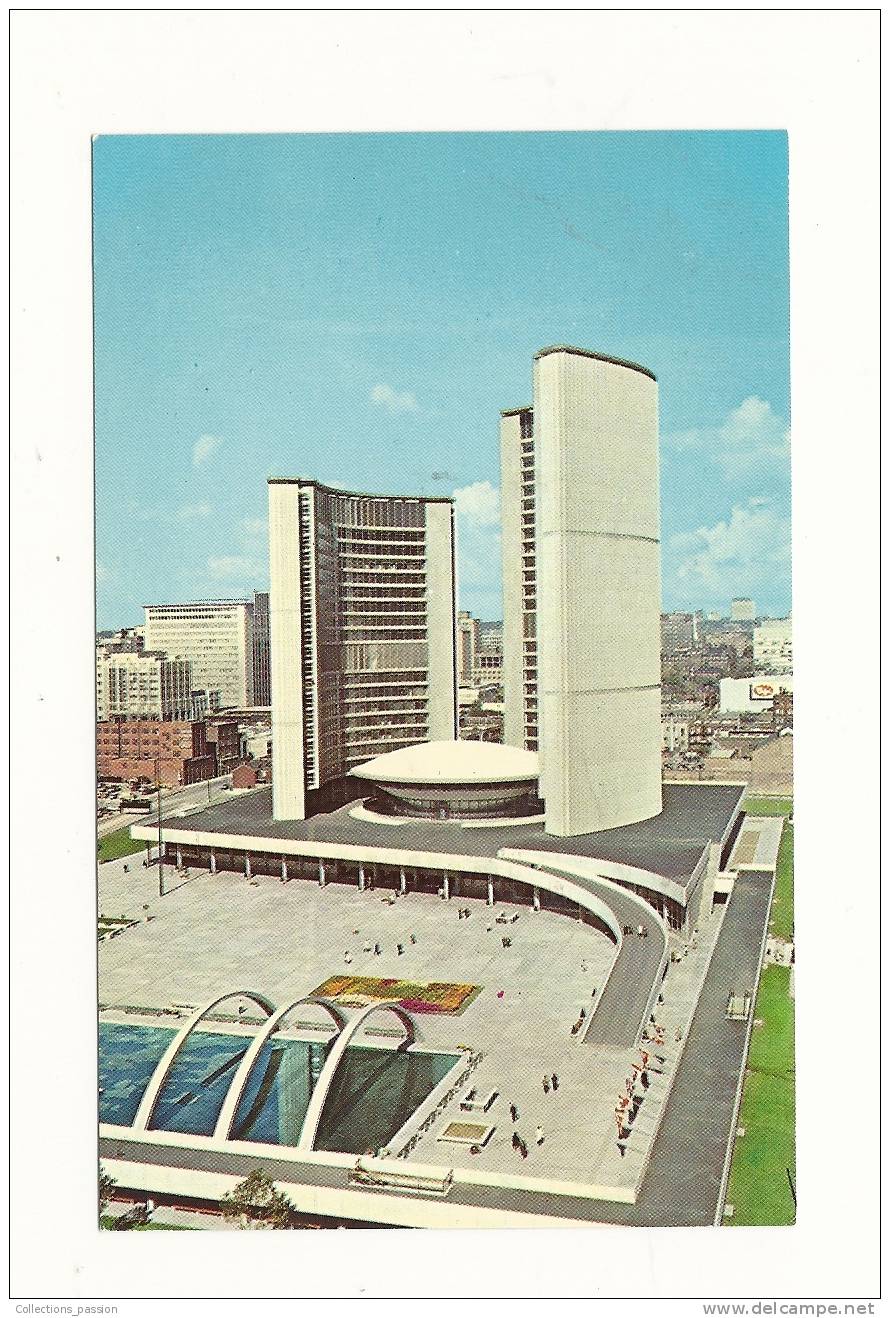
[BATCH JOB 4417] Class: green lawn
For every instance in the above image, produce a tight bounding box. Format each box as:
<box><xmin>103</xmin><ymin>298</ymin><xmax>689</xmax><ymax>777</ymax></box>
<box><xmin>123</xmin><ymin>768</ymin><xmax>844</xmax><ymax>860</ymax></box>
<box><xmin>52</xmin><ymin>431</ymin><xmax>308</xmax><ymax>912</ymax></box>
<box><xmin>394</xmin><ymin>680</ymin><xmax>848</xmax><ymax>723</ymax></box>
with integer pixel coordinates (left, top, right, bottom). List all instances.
<box><xmin>743</xmin><ymin>796</ymin><xmax>793</xmax><ymax>817</ymax></box>
<box><xmin>726</xmin><ymin>1070</ymin><xmax>796</xmax><ymax>1226</ymax></box>
<box><xmin>748</xmin><ymin>964</ymin><xmax>795</xmax><ymax>1074</ymax></box>
<box><xmin>98</xmin><ymin>827</ymin><xmax>146</xmax><ymax>863</ymax></box>
<box><xmin>770</xmin><ymin>823</ymin><xmax>794</xmax><ymax>942</ymax></box>
<box><xmin>726</xmin><ymin>964</ymin><xmax>796</xmax><ymax>1226</ymax></box>
<box><xmin>723</xmin><ymin>796</ymin><xmax>796</xmax><ymax>1224</ymax></box>
<box><xmin>744</xmin><ymin>795</ymin><xmax>794</xmax><ymax>941</ymax></box>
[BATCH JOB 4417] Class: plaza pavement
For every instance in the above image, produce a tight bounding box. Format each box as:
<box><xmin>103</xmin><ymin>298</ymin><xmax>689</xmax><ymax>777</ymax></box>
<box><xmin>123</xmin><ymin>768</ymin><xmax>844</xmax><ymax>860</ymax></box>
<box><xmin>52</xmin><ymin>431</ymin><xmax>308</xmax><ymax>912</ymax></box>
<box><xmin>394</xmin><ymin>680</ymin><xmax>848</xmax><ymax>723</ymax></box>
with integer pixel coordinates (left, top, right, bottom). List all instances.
<box><xmin>98</xmin><ymin>828</ymin><xmax>775</xmax><ymax>1218</ymax></box>
<box><xmin>99</xmin><ymin>852</ymin><xmax>634</xmax><ymax>1188</ymax></box>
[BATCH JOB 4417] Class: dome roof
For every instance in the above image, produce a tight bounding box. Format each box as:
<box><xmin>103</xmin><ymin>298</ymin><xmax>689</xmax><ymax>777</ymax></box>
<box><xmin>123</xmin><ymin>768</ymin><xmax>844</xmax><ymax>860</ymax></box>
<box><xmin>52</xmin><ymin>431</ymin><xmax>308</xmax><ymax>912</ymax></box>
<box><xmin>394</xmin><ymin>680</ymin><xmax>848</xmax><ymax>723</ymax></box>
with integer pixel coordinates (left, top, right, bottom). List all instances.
<box><xmin>350</xmin><ymin>739</ymin><xmax>540</xmax><ymax>786</ymax></box>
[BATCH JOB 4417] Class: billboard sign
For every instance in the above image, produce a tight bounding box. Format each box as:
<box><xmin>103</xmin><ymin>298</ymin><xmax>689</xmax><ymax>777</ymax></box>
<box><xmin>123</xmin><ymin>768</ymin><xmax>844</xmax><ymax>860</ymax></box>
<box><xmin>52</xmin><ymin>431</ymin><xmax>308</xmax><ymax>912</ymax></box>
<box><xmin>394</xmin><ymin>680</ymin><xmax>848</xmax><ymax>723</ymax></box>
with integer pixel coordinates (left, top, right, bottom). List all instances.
<box><xmin>749</xmin><ymin>679</ymin><xmax>789</xmax><ymax>702</ymax></box>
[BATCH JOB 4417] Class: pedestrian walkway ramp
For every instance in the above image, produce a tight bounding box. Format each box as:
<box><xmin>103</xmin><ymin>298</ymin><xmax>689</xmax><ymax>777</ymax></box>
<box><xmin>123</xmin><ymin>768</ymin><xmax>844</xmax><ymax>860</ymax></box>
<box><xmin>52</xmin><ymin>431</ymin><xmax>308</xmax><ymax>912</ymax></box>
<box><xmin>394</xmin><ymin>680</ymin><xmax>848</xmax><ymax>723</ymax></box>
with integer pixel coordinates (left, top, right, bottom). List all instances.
<box><xmin>499</xmin><ymin>850</ymin><xmax>669</xmax><ymax>1049</ymax></box>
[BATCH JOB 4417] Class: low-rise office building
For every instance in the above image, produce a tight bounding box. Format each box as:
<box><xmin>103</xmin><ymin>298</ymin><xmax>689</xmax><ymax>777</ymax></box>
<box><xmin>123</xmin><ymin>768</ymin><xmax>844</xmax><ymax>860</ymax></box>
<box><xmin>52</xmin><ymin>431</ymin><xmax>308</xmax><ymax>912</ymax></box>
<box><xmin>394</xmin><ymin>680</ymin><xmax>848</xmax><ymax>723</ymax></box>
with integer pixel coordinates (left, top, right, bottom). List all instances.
<box><xmin>96</xmin><ymin>651</ymin><xmax>192</xmax><ymax>722</ymax></box>
<box><xmin>661</xmin><ymin>713</ymin><xmax>691</xmax><ymax>753</ymax></box>
<box><xmin>753</xmin><ymin>616</ymin><xmax>793</xmax><ymax>674</ymax></box>
<box><xmin>719</xmin><ymin>674</ymin><xmax>793</xmax><ymax>714</ymax></box>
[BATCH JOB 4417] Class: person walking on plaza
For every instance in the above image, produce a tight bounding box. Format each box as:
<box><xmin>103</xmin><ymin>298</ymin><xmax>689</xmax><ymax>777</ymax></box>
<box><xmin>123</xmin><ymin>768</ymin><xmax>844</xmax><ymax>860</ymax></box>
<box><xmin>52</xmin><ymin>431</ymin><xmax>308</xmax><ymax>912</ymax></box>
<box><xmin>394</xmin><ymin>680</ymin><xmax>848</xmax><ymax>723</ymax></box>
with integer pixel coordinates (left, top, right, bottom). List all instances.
<box><xmin>542</xmin><ymin>1075</ymin><xmax>550</xmax><ymax>1094</ymax></box>
<box><xmin>509</xmin><ymin>1103</ymin><xmax>519</xmax><ymax>1123</ymax></box>
<box><xmin>551</xmin><ymin>1073</ymin><xmax>559</xmax><ymax>1091</ymax></box>
<box><xmin>535</xmin><ymin>1125</ymin><xmax>544</xmax><ymax>1146</ymax></box>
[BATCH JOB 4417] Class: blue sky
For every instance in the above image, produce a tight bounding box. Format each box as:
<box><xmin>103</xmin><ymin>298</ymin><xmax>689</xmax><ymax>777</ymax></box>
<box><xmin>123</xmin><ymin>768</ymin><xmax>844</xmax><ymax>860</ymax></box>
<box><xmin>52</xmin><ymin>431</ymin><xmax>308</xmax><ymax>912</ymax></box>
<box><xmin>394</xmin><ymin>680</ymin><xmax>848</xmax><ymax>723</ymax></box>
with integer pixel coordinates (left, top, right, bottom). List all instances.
<box><xmin>94</xmin><ymin>132</ymin><xmax>790</xmax><ymax>627</ymax></box>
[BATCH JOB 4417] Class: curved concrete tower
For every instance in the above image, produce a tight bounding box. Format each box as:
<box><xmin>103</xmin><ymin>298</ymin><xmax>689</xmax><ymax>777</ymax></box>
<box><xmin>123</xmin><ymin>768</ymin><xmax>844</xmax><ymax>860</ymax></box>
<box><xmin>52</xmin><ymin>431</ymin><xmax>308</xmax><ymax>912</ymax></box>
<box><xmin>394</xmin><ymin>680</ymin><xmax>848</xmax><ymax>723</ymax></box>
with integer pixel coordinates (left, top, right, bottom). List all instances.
<box><xmin>269</xmin><ymin>480</ymin><xmax>457</xmax><ymax>821</ymax></box>
<box><xmin>534</xmin><ymin>346</ymin><xmax>662</xmax><ymax>836</ymax></box>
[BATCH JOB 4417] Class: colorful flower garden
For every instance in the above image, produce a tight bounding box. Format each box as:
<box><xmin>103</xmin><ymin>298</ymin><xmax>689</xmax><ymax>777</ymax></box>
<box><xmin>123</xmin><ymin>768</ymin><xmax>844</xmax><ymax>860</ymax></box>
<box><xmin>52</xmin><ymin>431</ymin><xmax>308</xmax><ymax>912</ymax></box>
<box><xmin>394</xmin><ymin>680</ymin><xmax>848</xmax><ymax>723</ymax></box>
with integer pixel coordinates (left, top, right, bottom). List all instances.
<box><xmin>310</xmin><ymin>975</ymin><xmax>481</xmax><ymax>1015</ymax></box>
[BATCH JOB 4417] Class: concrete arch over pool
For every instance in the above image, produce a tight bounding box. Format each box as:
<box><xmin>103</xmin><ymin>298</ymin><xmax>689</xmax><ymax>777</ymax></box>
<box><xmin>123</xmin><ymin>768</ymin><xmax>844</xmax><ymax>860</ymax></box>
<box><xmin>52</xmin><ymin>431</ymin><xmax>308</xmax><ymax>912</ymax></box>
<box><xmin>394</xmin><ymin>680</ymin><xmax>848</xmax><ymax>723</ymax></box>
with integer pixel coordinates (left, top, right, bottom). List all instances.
<box><xmin>296</xmin><ymin>1001</ymin><xmax>416</xmax><ymax>1152</ymax></box>
<box><xmin>132</xmin><ymin>989</ymin><xmax>275</xmax><ymax>1133</ymax></box>
<box><xmin>213</xmin><ymin>996</ymin><xmax>346</xmax><ymax>1142</ymax></box>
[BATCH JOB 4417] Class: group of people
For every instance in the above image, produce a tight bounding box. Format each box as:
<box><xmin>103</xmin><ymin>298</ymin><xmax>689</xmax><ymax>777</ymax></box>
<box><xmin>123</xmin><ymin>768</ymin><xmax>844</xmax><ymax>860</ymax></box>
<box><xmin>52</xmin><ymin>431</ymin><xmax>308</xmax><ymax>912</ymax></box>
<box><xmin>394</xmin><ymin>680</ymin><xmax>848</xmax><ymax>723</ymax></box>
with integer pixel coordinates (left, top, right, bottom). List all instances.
<box><xmin>506</xmin><ymin>1074</ymin><xmax>559</xmax><ymax>1160</ymax></box>
<box><xmin>642</xmin><ymin>1015</ymin><xmax>667</xmax><ymax>1048</ymax></box>
<box><xmin>510</xmin><ymin>1127</ymin><xmax>545</xmax><ymax>1157</ymax></box>
<box><xmin>343</xmin><ymin>930</ymin><xmax>418</xmax><ymax>965</ymax></box>
<box><xmin>614</xmin><ymin>1044</ymin><xmax>666</xmax><ymax>1155</ymax></box>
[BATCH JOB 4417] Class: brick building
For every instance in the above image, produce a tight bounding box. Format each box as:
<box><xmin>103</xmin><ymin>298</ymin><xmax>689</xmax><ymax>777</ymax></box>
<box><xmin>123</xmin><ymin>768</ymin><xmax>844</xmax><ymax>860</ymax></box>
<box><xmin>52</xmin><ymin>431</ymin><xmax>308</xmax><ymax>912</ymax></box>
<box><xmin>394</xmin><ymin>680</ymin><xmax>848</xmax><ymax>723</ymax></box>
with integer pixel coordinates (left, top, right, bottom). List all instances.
<box><xmin>96</xmin><ymin>720</ymin><xmax>215</xmax><ymax>786</ymax></box>
<box><xmin>205</xmin><ymin>719</ymin><xmax>242</xmax><ymax>774</ymax></box>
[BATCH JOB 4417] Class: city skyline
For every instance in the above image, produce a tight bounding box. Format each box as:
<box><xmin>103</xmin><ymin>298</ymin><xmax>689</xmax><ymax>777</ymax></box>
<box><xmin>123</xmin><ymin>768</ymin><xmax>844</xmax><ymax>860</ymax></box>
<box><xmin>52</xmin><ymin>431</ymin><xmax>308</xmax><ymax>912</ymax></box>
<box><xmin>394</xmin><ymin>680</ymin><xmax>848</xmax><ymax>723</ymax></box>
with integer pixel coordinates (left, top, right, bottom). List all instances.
<box><xmin>94</xmin><ymin>131</ymin><xmax>790</xmax><ymax>628</ymax></box>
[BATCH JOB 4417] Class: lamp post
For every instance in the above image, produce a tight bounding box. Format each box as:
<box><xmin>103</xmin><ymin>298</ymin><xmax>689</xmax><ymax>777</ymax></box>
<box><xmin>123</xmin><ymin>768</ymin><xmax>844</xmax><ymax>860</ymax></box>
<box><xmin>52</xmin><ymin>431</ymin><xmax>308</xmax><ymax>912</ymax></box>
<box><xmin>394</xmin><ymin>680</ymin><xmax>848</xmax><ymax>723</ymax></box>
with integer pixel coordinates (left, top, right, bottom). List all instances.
<box><xmin>155</xmin><ymin>755</ymin><xmax>164</xmax><ymax>898</ymax></box>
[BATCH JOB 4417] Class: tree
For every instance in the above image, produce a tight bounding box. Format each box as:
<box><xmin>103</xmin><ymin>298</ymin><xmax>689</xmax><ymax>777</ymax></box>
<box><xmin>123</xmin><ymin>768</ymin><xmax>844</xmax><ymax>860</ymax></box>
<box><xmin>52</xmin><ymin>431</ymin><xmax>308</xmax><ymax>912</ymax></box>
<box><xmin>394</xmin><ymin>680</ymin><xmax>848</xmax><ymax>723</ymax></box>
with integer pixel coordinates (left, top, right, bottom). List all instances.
<box><xmin>220</xmin><ymin>1169</ymin><xmax>296</xmax><ymax>1230</ymax></box>
<box><xmin>111</xmin><ymin>1203</ymin><xmax>150</xmax><ymax>1230</ymax></box>
<box><xmin>98</xmin><ymin>1165</ymin><xmax>116</xmax><ymax>1216</ymax></box>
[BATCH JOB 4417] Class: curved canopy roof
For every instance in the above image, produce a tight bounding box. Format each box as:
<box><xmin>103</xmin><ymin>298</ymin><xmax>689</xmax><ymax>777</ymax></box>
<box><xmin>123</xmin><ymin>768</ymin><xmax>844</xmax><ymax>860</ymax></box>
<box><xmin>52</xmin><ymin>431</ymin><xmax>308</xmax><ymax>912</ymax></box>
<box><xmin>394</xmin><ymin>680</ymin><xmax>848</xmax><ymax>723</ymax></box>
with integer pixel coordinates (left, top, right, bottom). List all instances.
<box><xmin>350</xmin><ymin>739</ymin><xmax>540</xmax><ymax>786</ymax></box>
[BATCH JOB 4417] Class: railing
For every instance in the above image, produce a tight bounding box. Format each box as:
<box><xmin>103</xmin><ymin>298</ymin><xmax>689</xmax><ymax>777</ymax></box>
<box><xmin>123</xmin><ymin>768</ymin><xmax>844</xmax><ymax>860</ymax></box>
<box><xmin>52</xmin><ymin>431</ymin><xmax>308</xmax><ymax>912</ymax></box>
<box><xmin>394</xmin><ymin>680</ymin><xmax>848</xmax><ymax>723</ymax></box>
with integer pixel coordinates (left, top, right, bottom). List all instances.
<box><xmin>349</xmin><ymin>1160</ymin><xmax>454</xmax><ymax>1197</ymax></box>
<box><xmin>394</xmin><ymin>1050</ymin><xmax>484</xmax><ymax>1160</ymax></box>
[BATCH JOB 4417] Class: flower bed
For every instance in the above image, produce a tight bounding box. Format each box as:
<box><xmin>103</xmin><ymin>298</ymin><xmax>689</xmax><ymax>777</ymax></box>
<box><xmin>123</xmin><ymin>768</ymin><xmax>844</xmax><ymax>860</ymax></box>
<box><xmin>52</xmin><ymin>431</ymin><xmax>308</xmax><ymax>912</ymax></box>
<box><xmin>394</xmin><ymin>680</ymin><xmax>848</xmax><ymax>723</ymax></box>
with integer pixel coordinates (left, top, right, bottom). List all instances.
<box><xmin>311</xmin><ymin>975</ymin><xmax>480</xmax><ymax>1015</ymax></box>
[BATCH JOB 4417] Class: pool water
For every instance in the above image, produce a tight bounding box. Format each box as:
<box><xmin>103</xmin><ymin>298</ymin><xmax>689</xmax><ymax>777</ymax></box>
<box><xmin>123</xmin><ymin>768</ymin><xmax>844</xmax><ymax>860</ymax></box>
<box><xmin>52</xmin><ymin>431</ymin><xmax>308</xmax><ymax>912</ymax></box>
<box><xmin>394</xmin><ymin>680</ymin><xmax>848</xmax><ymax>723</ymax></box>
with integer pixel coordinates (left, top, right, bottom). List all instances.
<box><xmin>99</xmin><ymin>1021</ymin><xmax>457</xmax><ymax>1154</ymax></box>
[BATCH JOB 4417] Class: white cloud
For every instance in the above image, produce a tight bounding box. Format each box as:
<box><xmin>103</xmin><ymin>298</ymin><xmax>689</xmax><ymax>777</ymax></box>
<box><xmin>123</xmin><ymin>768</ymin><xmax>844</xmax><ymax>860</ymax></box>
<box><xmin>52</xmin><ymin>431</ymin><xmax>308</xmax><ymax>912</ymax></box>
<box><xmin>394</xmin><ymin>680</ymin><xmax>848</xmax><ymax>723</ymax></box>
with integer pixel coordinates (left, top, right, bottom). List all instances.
<box><xmin>207</xmin><ymin>554</ymin><xmax>263</xmax><ymax>580</ymax></box>
<box><xmin>240</xmin><ymin>516</ymin><xmax>268</xmax><ymax>538</ymax></box>
<box><xmin>177</xmin><ymin>502</ymin><xmax>213</xmax><ymax>520</ymax></box>
<box><xmin>192</xmin><ymin>433</ymin><xmax>222</xmax><ymax>467</ymax></box>
<box><xmin>369</xmin><ymin>383</ymin><xmax>419</xmax><ymax>415</ymax></box>
<box><xmin>664</xmin><ymin>397</ymin><xmax>790</xmax><ymax>480</ymax></box>
<box><xmin>452</xmin><ymin>480</ymin><xmax>501</xmax><ymax>528</ymax></box>
<box><xmin>452</xmin><ymin>481</ymin><xmax>503</xmax><ymax>615</ymax></box>
<box><xmin>665</xmin><ymin>498</ymin><xmax>791</xmax><ymax>603</ymax></box>
<box><xmin>96</xmin><ymin>560</ymin><xmax>110</xmax><ymax>583</ymax></box>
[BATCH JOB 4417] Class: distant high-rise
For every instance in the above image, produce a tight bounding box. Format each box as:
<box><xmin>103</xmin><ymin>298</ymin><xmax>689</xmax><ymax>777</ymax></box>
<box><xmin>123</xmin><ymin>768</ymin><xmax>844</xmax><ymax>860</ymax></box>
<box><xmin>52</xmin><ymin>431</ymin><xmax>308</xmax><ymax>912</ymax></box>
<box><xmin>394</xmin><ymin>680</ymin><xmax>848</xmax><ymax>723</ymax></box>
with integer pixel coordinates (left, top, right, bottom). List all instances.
<box><xmin>252</xmin><ymin>590</ymin><xmax>271</xmax><ymax>706</ymax></box>
<box><xmin>501</xmin><ymin>346</ymin><xmax>663</xmax><ymax>837</ymax></box>
<box><xmin>730</xmin><ymin>597</ymin><xmax>756</xmax><ymax>622</ymax></box>
<box><xmin>144</xmin><ymin>600</ymin><xmax>255</xmax><ymax>709</ymax></box>
<box><xmin>457</xmin><ymin>611</ymin><xmax>480</xmax><ymax>685</ymax></box>
<box><xmin>268</xmin><ymin>480</ymin><xmax>458</xmax><ymax>821</ymax></box>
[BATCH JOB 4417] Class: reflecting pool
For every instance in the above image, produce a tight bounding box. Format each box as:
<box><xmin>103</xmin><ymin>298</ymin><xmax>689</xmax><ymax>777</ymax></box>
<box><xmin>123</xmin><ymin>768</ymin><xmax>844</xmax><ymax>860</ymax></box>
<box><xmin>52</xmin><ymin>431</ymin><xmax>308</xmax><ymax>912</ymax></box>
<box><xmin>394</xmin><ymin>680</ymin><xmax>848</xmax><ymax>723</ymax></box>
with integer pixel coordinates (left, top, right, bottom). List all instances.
<box><xmin>99</xmin><ymin>1021</ymin><xmax>458</xmax><ymax>1154</ymax></box>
